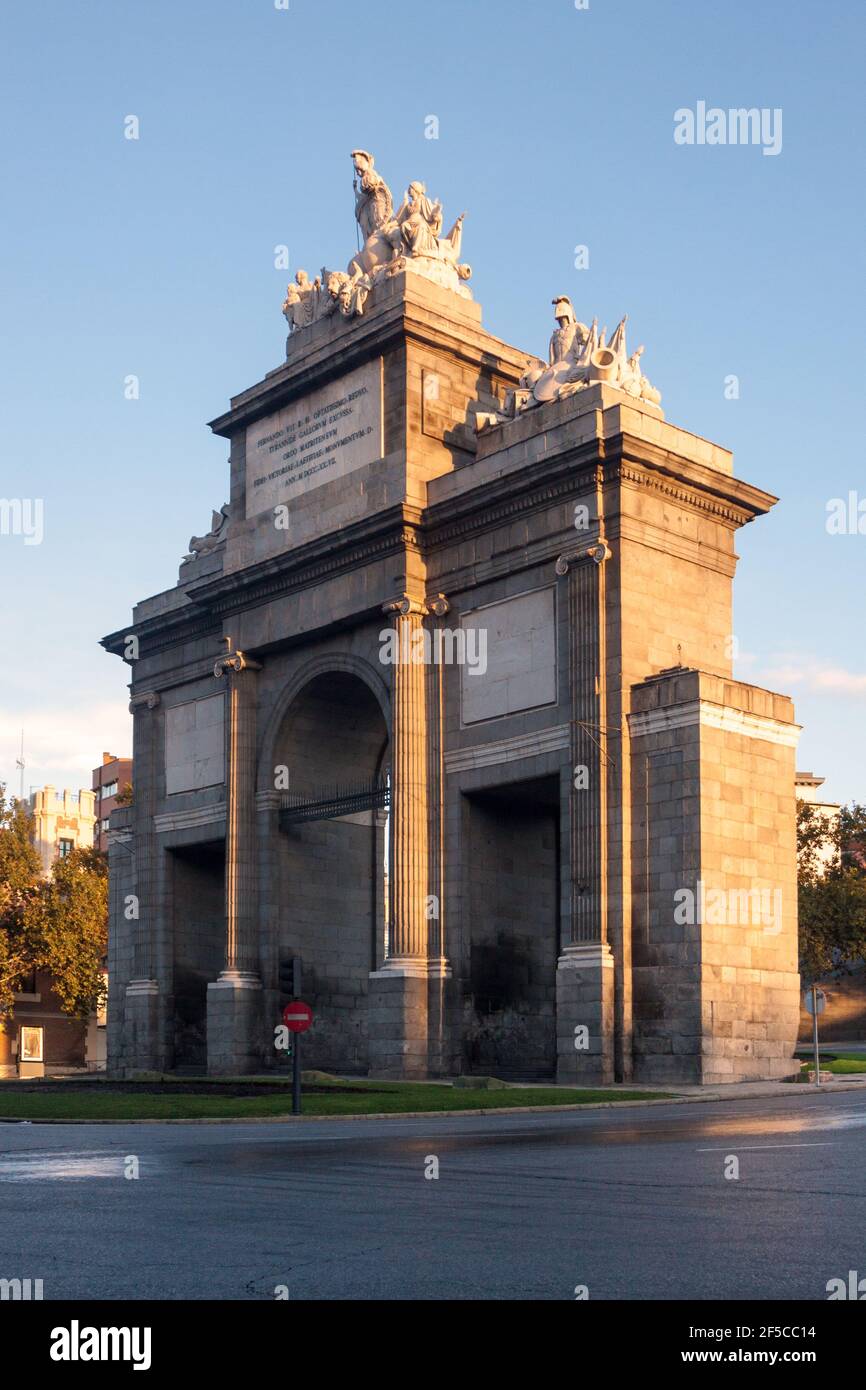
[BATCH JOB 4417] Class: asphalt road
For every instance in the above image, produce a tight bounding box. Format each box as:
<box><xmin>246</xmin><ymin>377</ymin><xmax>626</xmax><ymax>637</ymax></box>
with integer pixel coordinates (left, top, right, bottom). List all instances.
<box><xmin>1</xmin><ymin>1088</ymin><xmax>865</xmax><ymax>1300</ymax></box>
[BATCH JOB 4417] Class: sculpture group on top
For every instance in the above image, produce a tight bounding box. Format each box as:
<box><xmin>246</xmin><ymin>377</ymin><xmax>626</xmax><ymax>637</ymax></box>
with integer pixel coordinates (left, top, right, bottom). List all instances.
<box><xmin>526</xmin><ymin>298</ymin><xmax>661</xmax><ymax>409</ymax></box>
<box><xmin>475</xmin><ymin>297</ymin><xmax>662</xmax><ymax>431</ymax></box>
<box><xmin>282</xmin><ymin>150</ymin><xmax>472</xmax><ymax>347</ymax></box>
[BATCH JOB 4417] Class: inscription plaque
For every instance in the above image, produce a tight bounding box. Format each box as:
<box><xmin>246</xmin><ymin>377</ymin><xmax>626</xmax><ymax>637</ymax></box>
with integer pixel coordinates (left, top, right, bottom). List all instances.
<box><xmin>246</xmin><ymin>359</ymin><xmax>383</xmax><ymax>515</ymax></box>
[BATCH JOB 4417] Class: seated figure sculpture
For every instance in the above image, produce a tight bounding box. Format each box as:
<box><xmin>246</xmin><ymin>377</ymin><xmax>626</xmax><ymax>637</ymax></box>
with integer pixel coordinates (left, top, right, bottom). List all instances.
<box><xmin>516</xmin><ymin>302</ymin><xmax>662</xmax><ymax>413</ymax></box>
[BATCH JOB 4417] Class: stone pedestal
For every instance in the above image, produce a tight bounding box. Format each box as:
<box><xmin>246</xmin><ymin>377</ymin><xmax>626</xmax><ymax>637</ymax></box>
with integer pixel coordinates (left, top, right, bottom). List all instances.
<box><xmin>206</xmin><ymin>971</ymin><xmax>263</xmax><ymax>1076</ymax></box>
<box><xmin>628</xmin><ymin>669</ymin><xmax>801</xmax><ymax>1084</ymax></box>
<box><xmin>556</xmin><ymin>944</ymin><xmax>615</xmax><ymax>1084</ymax></box>
<box><xmin>123</xmin><ymin>979</ymin><xmax>162</xmax><ymax>1074</ymax></box>
<box><xmin>368</xmin><ymin>961</ymin><xmax>429</xmax><ymax>1079</ymax></box>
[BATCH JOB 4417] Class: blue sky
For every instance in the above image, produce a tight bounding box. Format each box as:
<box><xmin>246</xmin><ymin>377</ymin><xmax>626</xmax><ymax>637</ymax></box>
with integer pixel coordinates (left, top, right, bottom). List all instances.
<box><xmin>0</xmin><ymin>0</ymin><xmax>863</xmax><ymax>804</ymax></box>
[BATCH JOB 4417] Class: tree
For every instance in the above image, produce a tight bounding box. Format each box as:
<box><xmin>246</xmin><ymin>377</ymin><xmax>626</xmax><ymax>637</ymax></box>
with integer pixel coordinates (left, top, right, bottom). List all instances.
<box><xmin>797</xmin><ymin>800</ymin><xmax>866</xmax><ymax>983</ymax></box>
<box><xmin>0</xmin><ymin>785</ymin><xmax>109</xmax><ymax>1022</ymax></box>
<box><xmin>0</xmin><ymin>787</ymin><xmax>42</xmax><ymax>1017</ymax></box>
<box><xmin>26</xmin><ymin>847</ymin><xmax>108</xmax><ymax>1019</ymax></box>
<box><xmin>0</xmin><ymin>786</ymin><xmax>42</xmax><ymax>892</ymax></box>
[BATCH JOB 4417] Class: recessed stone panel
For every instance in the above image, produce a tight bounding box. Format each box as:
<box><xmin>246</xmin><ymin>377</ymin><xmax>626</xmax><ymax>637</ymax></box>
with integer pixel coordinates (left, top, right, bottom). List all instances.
<box><xmin>165</xmin><ymin>695</ymin><xmax>225</xmax><ymax>795</ymax></box>
<box><xmin>460</xmin><ymin>587</ymin><xmax>557</xmax><ymax>725</ymax></box>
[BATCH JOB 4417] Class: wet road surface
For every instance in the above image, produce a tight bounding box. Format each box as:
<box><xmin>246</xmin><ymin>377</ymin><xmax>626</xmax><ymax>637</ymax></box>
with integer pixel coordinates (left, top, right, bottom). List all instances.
<box><xmin>1</xmin><ymin>1088</ymin><xmax>864</xmax><ymax>1299</ymax></box>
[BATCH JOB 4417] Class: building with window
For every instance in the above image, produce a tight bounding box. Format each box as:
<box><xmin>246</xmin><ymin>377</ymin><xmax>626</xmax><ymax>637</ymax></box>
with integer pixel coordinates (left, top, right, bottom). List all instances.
<box><xmin>0</xmin><ymin>970</ymin><xmax>96</xmax><ymax>1078</ymax></box>
<box><xmin>0</xmin><ymin>786</ymin><xmax>104</xmax><ymax>1076</ymax></box>
<box><xmin>29</xmin><ymin>785</ymin><xmax>96</xmax><ymax>876</ymax></box>
<box><xmin>795</xmin><ymin>771</ymin><xmax>841</xmax><ymax>874</ymax></box>
<box><xmin>92</xmin><ymin>752</ymin><xmax>132</xmax><ymax>851</ymax></box>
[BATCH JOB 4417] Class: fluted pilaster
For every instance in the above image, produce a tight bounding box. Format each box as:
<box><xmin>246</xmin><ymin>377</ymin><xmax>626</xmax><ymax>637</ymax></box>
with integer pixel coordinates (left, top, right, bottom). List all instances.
<box><xmin>382</xmin><ymin>596</ymin><xmax>429</xmax><ymax>961</ymax></box>
<box><xmin>214</xmin><ymin>647</ymin><xmax>262</xmax><ymax>975</ymax></box>
<box><xmin>128</xmin><ymin>690</ymin><xmax>161</xmax><ymax>980</ymax></box>
<box><xmin>556</xmin><ymin>540</ymin><xmax>611</xmax><ymax>946</ymax></box>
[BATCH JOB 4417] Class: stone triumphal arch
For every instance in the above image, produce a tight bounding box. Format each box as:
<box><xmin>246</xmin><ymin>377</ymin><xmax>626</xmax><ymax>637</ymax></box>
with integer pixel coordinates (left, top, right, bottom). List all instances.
<box><xmin>104</xmin><ymin>151</ymin><xmax>801</xmax><ymax>1084</ymax></box>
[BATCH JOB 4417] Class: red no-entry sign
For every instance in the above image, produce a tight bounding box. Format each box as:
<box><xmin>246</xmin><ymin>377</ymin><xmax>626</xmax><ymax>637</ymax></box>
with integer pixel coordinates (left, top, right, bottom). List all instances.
<box><xmin>282</xmin><ymin>1001</ymin><xmax>313</xmax><ymax>1033</ymax></box>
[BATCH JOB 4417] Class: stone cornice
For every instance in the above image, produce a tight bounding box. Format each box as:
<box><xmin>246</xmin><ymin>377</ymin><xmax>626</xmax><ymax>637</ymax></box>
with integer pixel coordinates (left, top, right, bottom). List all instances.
<box><xmin>189</xmin><ymin>504</ymin><xmax>423</xmax><ymax>617</ymax></box>
<box><xmin>610</xmin><ymin>438</ymin><xmax>777</xmax><ymax>524</ymax></box>
<box><xmin>423</xmin><ymin>448</ymin><xmax>603</xmax><ymax>551</ymax></box>
<box><xmin>615</xmin><ymin>462</ymin><xmax>762</xmax><ymax>527</ymax></box>
<box><xmin>628</xmin><ymin>701</ymin><xmax>801</xmax><ymax>747</ymax></box>
<box><xmin>421</xmin><ymin>447</ymin><xmax>771</xmax><ymax>568</ymax></box>
<box><xmin>102</xmin><ymin>611</ymin><xmax>221</xmax><ymax>661</ymax></box>
<box><xmin>153</xmin><ymin>803</ymin><xmax>227</xmax><ymax>835</ymax></box>
<box><xmin>103</xmin><ymin>405</ymin><xmax>774</xmax><ymax>664</ymax></box>
<box><xmin>103</xmin><ymin>507</ymin><xmax>425</xmax><ymax>657</ymax></box>
<box><xmin>209</xmin><ymin>279</ymin><xmax>528</xmax><ymax>440</ymax></box>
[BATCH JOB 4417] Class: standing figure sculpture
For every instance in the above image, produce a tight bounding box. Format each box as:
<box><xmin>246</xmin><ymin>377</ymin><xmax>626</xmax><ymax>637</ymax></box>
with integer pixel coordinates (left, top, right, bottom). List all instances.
<box><xmin>282</xmin><ymin>269</ymin><xmax>322</xmax><ymax>336</ymax></box>
<box><xmin>351</xmin><ymin>149</ymin><xmax>393</xmax><ymax>240</ymax></box>
<box><xmin>348</xmin><ymin>150</ymin><xmax>399</xmax><ymax>279</ymax></box>
<box><xmin>548</xmin><ymin>296</ymin><xmax>589</xmax><ymax>365</ymax></box>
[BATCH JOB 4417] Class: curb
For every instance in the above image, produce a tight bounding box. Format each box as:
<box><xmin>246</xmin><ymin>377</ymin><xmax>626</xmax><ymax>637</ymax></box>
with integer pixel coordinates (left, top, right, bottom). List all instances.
<box><xmin>2</xmin><ymin>1077</ymin><xmax>865</xmax><ymax>1125</ymax></box>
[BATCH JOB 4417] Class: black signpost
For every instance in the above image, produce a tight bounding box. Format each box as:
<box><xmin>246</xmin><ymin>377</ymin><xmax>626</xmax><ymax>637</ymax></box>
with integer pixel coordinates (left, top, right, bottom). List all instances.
<box><xmin>280</xmin><ymin>957</ymin><xmax>312</xmax><ymax>1116</ymax></box>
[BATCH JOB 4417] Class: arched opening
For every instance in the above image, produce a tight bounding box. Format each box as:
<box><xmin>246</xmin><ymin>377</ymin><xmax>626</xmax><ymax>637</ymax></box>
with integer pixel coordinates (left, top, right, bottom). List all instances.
<box><xmin>272</xmin><ymin>670</ymin><xmax>389</xmax><ymax>1073</ymax></box>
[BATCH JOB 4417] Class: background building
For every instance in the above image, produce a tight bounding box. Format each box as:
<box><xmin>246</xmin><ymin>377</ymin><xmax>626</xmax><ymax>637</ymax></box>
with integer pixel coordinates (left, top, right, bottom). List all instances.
<box><xmin>796</xmin><ymin>771</ymin><xmax>841</xmax><ymax>873</ymax></box>
<box><xmin>29</xmin><ymin>785</ymin><xmax>96</xmax><ymax>876</ymax></box>
<box><xmin>0</xmin><ymin>972</ymin><xmax>92</xmax><ymax>1079</ymax></box>
<box><xmin>92</xmin><ymin>752</ymin><xmax>132</xmax><ymax>852</ymax></box>
<box><xmin>0</xmin><ymin>782</ymin><xmax>107</xmax><ymax>1076</ymax></box>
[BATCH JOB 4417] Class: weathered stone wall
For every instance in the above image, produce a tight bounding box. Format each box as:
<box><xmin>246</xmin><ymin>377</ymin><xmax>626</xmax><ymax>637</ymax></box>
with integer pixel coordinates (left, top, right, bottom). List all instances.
<box><xmin>462</xmin><ymin>791</ymin><xmax>559</xmax><ymax>1078</ymax></box>
<box><xmin>629</xmin><ymin>670</ymin><xmax>800</xmax><ymax>1083</ymax></box>
<box><xmin>170</xmin><ymin>845</ymin><xmax>224</xmax><ymax>1068</ymax></box>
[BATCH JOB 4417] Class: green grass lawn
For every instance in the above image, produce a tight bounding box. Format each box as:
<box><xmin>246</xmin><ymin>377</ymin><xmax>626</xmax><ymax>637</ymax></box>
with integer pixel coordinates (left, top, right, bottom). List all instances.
<box><xmin>0</xmin><ymin>1080</ymin><xmax>670</xmax><ymax>1122</ymax></box>
<box><xmin>794</xmin><ymin>1052</ymin><xmax>866</xmax><ymax>1076</ymax></box>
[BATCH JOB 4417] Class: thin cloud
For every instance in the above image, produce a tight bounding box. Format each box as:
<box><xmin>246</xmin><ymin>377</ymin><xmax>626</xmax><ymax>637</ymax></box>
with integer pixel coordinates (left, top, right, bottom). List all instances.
<box><xmin>756</xmin><ymin>659</ymin><xmax>866</xmax><ymax>695</ymax></box>
<box><xmin>0</xmin><ymin>702</ymin><xmax>132</xmax><ymax>792</ymax></box>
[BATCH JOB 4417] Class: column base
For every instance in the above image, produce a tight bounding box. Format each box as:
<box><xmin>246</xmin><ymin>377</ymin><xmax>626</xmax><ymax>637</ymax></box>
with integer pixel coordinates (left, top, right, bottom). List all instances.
<box><xmin>368</xmin><ymin>960</ymin><xmax>435</xmax><ymax>1078</ymax></box>
<box><xmin>372</xmin><ymin>955</ymin><xmax>452</xmax><ymax>979</ymax></box>
<box><xmin>207</xmin><ymin>971</ymin><xmax>263</xmax><ymax>1076</ymax></box>
<box><xmin>556</xmin><ymin>943</ymin><xmax>615</xmax><ymax>1085</ymax></box>
<box><xmin>122</xmin><ymin>979</ymin><xmax>163</xmax><ymax>1075</ymax></box>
